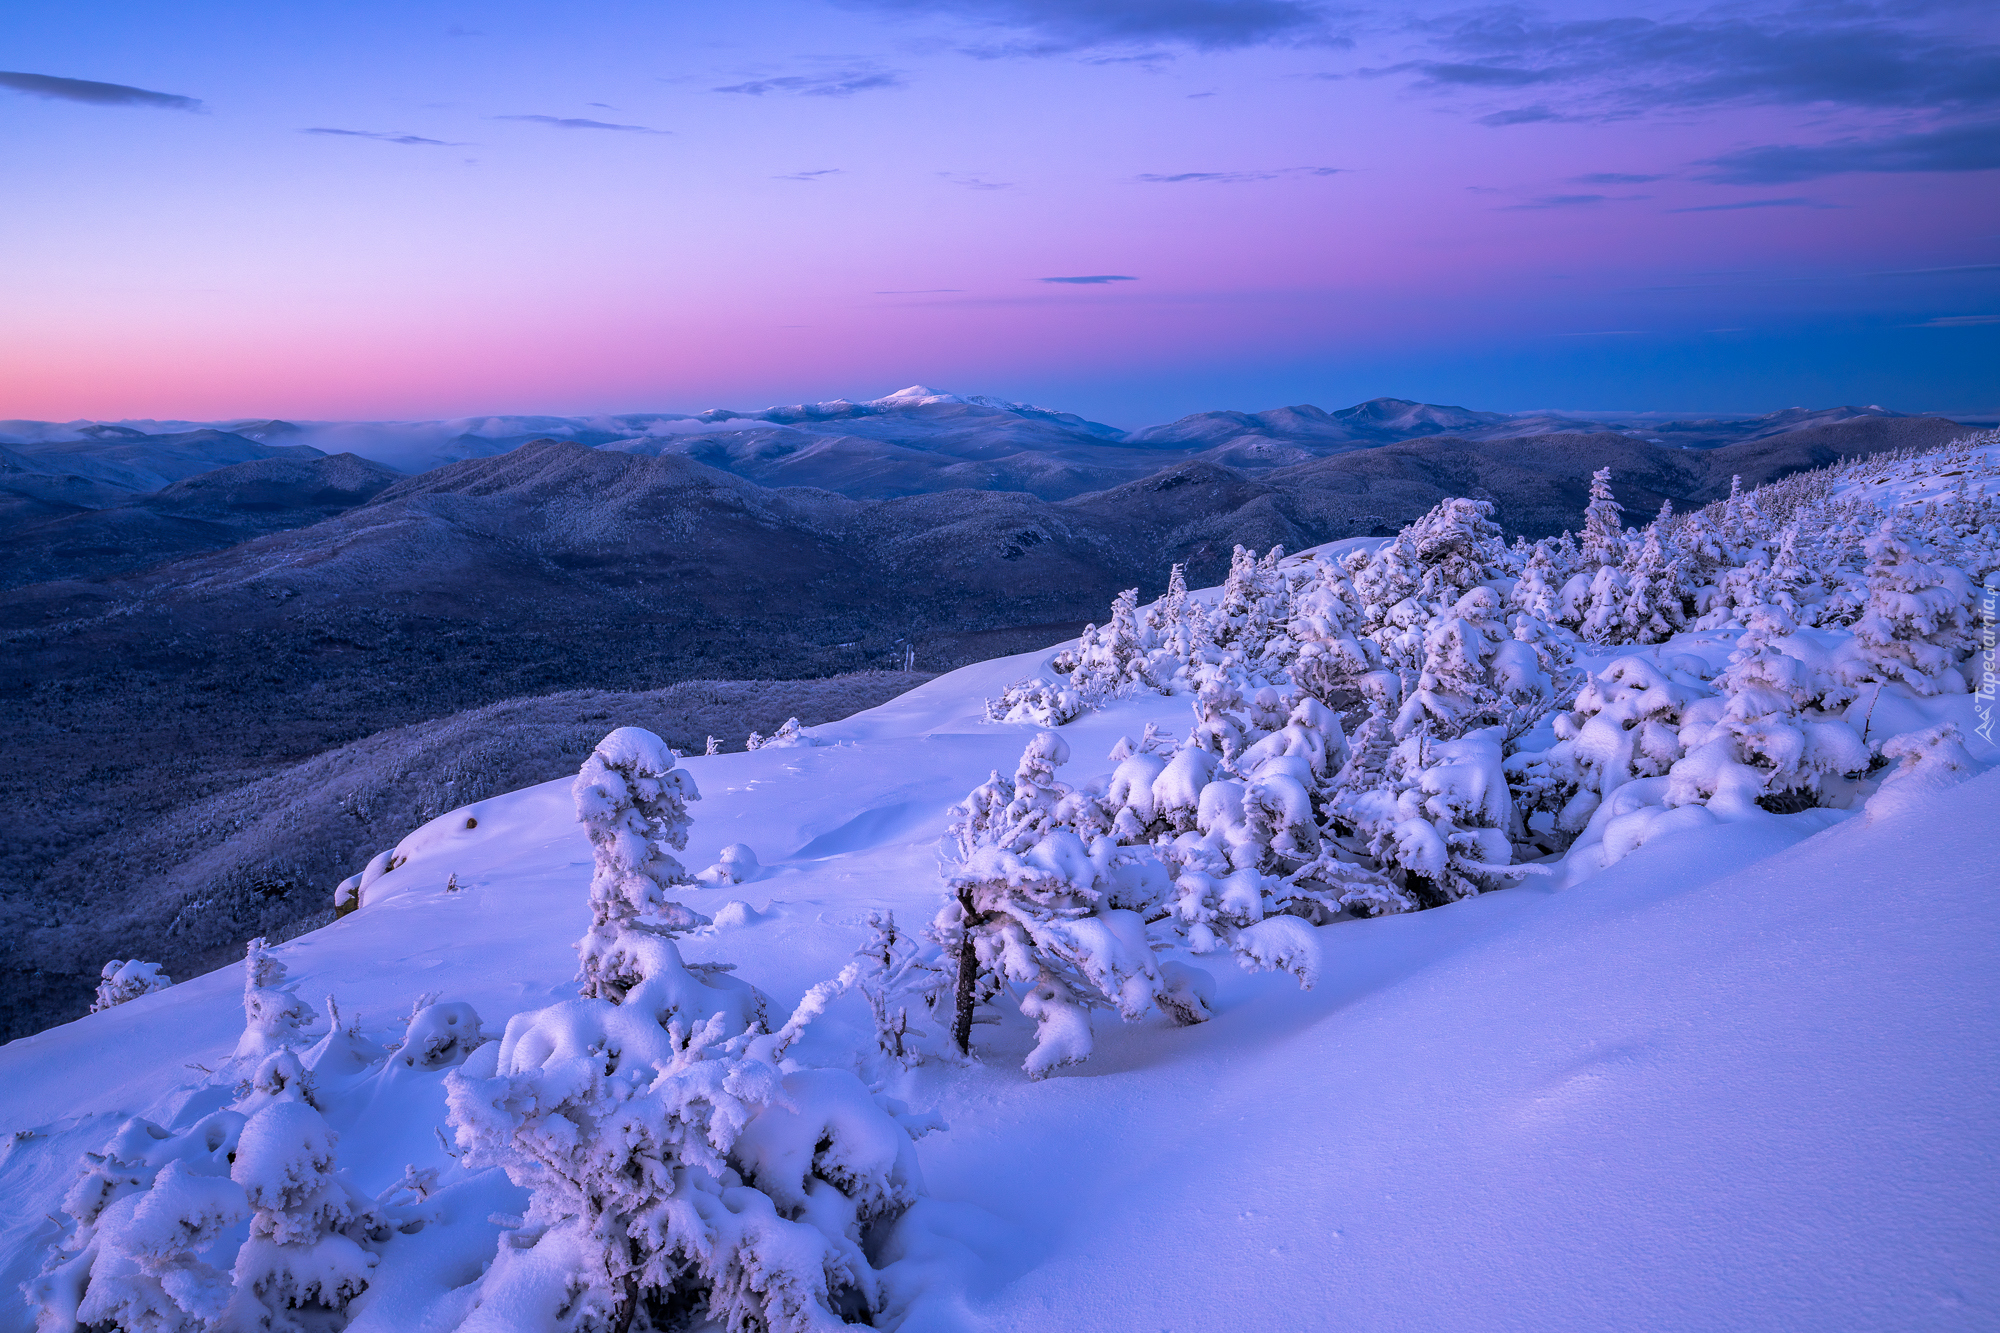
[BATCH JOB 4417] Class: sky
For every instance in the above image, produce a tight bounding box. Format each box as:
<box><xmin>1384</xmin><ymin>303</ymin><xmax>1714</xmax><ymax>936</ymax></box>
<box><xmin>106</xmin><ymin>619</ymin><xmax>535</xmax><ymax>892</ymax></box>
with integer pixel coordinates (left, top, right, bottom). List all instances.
<box><xmin>1</xmin><ymin>0</ymin><xmax>1996</xmax><ymax>428</ymax></box>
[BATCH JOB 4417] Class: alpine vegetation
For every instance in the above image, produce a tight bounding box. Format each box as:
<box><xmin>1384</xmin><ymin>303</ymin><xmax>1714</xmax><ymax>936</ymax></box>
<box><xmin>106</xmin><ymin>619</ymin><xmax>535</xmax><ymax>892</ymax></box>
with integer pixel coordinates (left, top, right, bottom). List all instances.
<box><xmin>994</xmin><ymin>429</ymin><xmax>2000</xmax><ymax>915</ymax></box>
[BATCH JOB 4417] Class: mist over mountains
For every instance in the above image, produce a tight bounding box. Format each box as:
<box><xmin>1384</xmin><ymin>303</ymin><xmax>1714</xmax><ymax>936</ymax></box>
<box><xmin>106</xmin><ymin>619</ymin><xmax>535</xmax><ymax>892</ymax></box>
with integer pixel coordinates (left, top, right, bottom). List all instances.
<box><xmin>0</xmin><ymin>386</ymin><xmax>1975</xmax><ymax>1038</ymax></box>
<box><xmin>3</xmin><ymin>387</ymin><xmax>1958</xmax><ymax>501</ymax></box>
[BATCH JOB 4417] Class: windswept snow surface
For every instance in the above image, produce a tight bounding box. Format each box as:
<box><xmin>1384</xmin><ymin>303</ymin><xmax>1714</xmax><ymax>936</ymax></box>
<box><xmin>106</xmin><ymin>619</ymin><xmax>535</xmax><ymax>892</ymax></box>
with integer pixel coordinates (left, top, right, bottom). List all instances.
<box><xmin>2</xmin><ymin>638</ymin><xmax>1995</xmax><ymax>1330</ymax></box>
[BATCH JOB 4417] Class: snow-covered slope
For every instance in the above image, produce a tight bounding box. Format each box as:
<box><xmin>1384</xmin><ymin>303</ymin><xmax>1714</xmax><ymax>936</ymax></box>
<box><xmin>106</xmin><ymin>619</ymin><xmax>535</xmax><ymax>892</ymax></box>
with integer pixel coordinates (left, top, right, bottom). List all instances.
<box><xmin>4</xmin><ymin>645</ymin><xmax>1995</xmax><ymax>1330</ymax></box>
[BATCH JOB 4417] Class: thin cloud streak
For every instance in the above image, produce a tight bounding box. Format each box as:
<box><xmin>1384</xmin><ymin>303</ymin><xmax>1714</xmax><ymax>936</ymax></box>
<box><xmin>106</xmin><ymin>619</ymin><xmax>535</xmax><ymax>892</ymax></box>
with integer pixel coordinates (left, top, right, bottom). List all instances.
<box><xmin>0</xmin><ymin>70</ymin><xmax>202</xmax><ymax>111</ymax></box>
<box><xmin>493</xmin><ymin>115</ymin><xmax>666</xmax><ymax>133</ymax></box>
<box><xmin>304</xmin><ymin>127</ymin><xmax>457</xmax><ymax>146</ymax></box>
<box><xmin>1137</xmin><ymin>166</ymin><xmax>1343</xmax><ymax>183</ymax></box>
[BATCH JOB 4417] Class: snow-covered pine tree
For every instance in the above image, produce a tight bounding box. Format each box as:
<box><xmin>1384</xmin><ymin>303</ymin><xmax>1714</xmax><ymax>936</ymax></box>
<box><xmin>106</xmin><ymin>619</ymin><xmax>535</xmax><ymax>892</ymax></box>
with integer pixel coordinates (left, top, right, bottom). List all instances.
<box><xmin>90</xmin><ymin>960</ymin><xmax>172</xmax><ymax>1014</ymax></box>
<box><xmin>938</xmin><ymin>734</ymin><xmax>1161</xmax><ymax>1075</ymax></box>
<box><xmin>1510</xmin><ymin>540</ymin><xmax>1563</xmax><ymax>623</ymax></box>
<box><xmin>574</xmin><ymin>726</ymin><xmax>704</xmax><ymax>1000</ymax></box>
<box><xmin>1070</xmin><ymin>587</ymin><xmax>1155</xmax><ymax>698</ymax></box>
<box><xmin>221</xmin><ymin>1100</ymin><xmax>380</xmax><ymax>1331</ymax></box>
<box><xmin>1578</xmin><ymin>562</ymin><xmax>1629</xmax><ymax>645</ymax></box>
<box><xmin>1393</xmin><ymin>586</ymin><xmax>1511</xmax><ymax>740</ymax></box>
<box><xmin>1580</xmin><ymin>466</ymin><xmax>1625</xmax><ymax>567</ymax></box>
<box><xmin>1616</xmin><ymin>506</ymin><xmax>1685</xmax><ymax>644</ymax></box>
<box><xmin>1287</xmin><ymin>561</ymin><xmax>1379</xmax><ymax>708</ymax></box>
<box><xmin>1827</xmin><ymin>519</ymin><xmax>1975</xmax><ymax>703</ymax></box>
<box><xmin>237</xmin><ymin>938</ymin><xmax>315</xmax><ymax>1061</ymax></box>
<box><xmin>572</xmin><ymin>726</ymin><xmax>765</xmax><ymax>1034</ymax></box>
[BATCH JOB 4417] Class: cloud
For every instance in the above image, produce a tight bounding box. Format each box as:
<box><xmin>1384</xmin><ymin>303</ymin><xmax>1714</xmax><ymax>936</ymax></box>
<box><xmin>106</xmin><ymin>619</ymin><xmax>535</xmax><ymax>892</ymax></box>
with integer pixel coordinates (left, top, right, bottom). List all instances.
<box><xmin>494</xmin><ymin>114</ymin><xmax>666</xmax><ymax>133</ymax></box>
<box><xmin>1040</xmin><ymin>274</ymin><xmax>1137</xmax><ymax>283</ymax></box>
<box><xmin>1477</xmin><ymin>105</ymin><xmax>1569</xmax><ymax>126</ymax></box>
<box><xmin>875</xmin><ymin>288</ymin><xmax>967</xmax><ymax>293</ymax></box>
<box><xmin>1137</xmin><ymin>166</ymin><xmax>1343</xmax><ymax>183</ymax></box>
<box><xmin>304</xmin><ymin>127</ymin><xmax>456</xmax><ymax>145</ymax></box>
<box><xmin>1375</xmin><ymin>4</ymin><xmax>2000</xmax><ymax>123</ymax></box>
<box><xmin>1695</xmin><ymin>122</ymin><xmax>2000</xmax><ymax>183</ymax></box>
<box><xmin>937</xmin><ymin>171</ymin><xmax>1012</xmax><ymax>189</ymax></box>
<box><xmin>0</xmin><ymin>70</ymin><xmax>202</xmax><ymax>111</ymax></box>
<box><xmin>1502</xmin><ymin>192</ymin><xmax>1606</xmax><ymax>209</ymax></box>
<box><xmin>838</xmin><ymin>0</ymin><xmax>1338</xmax><ymax>56</ymax></box>
<box><xmin>1665</xmin><ymin>196</ymin><xmax>1834</xmax><ymax>213</ymax></box>
<box><xmin>713</xmin><ymin>69</ymin><xmax>906</xmax><ymax>97</ymax></box>
<box><xmin>775</xmin><ymin>168</ymin><xmax>842</xmax><ymax>181</ymax></box>
<box><xmin>1907</xmin><ymin>314</ymin><xmax>2000</xmax><ymax>327</ymax></box>
<box><xmin>1572</xmin><ymin>171</ymin><xmax>1664</xmax><ymax>184</ymax></box>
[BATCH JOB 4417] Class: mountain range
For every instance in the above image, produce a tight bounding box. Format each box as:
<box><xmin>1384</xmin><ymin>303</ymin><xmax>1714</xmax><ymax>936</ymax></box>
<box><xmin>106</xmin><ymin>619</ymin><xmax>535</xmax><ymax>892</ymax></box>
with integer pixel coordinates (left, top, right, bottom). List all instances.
<box><xmin>3</xmin><ymin>388</ymin><xmax>1963</xmax><ymax>503</ymax></box>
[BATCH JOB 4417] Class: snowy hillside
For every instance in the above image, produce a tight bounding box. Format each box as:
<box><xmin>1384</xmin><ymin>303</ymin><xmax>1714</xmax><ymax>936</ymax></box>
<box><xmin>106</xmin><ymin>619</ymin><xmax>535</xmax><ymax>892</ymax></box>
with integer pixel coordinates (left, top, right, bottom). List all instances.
<box><xmin>4</xmin><ymin>435</ymin><xmax>1996</xmax><ymax>1332</ymax></box>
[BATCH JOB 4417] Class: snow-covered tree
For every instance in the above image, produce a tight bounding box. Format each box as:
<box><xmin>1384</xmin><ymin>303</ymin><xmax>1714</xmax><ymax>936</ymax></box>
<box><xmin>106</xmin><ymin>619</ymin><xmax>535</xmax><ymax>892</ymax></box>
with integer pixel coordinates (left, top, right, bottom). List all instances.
<box><xmin>1510</xmin><ymin>540</ymin><xmax>1564</xmax><ymax>623</ymax></box>
<box><xmin>1509</xmin><ymin>656</ymin><xmax>1713</xmax><ymax>845</ymax></box>
<box><xmin>985</xmin><ymin>677</ymin><xmax>1086</xmax><ymax>726</ymax></box>
<box><xmin>237</xmin><ymin>938</ymin><xmax>315</xmax><ymax>1061</ymax></box>
<box><xmin>1580</xmin><ymin>467</ymin><xmax>1625</xmax><ymax>567</ymax></box>
<box><xmin>1615</xmin><ymin>509</ymin><xmax>1685</xmax><ymax>644</ymax></box>
<box><xmin>573</xmin><ymin>726</ymin><xmax>705</xmax><ymax>1001</ymax></box>
<box><xmin>91</xmin><ymin>960</ymin><xmax>172</xmax><ymax>1014</ymax></box>
<box><xmin>1828</xmin><ymin>520</ymin><xmax>1974</xmax><ymax>702</ymax></box>
<box><xmin>572</xmin><ymin>726</ymin><xmax>765</xmax><ymax>1034</ymax></box>
<box><xmin>222</xmin><ymin>1101</ymin><xmax>379</xmax><ymax>1331</ymax></box>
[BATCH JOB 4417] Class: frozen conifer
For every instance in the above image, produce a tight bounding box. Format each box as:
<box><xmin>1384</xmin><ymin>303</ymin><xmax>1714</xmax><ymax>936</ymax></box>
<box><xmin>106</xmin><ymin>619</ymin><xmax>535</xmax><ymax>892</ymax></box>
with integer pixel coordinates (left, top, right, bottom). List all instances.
<box><xmin>1580</xmin><ymin>467</ymin><xmax>1625</xmax><ymax>567</ymax></box>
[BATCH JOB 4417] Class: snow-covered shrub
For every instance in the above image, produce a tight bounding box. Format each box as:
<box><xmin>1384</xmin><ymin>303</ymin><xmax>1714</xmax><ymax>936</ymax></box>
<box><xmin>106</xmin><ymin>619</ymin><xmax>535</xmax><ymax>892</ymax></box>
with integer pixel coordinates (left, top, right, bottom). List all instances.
<box><xmin>1510</xmin><ymin>655</ymin><xmax>1713</xmax><ymax>844</ymax></box>
<box><xmin>1865</xmin><ymin>723</ymin><xmax>1982</xmax><ymax>821</ymax></box>
<box><xmin>26</xmin><ymin>1113</ymin><xmax>249</xmax><ymax>1333</ymax></box>
<box><xmin>747</xmin><ymin>717</ymin><xmax>821</xmax><ymax>749</ymax></box>
<box><xmin>938</xmin><ymin>732</ymin><xmax>1323</xmax><ymax>1076</ymax></box>
<box><xmin>445</xmin><ymin>979</ymin><xmax>927</xmax><ymax>1333</ymax></box>
<box><xmin>854</xmin><ymin>909</ymin><xmax>939</xmax><ymax>1066</ymax></box>
<box><xmin>1339</xmin><ymin>725</ymin><xmax>1533</xmax><ymax>908</ymax></box>
<box><xmin>984</xmin><ymin>677</ymin><xmax>1086</xmax><ymax>727</ymax></box>
<box><xmin>696</xmin><ymin>842</ymin><xmax>763</xmax><ymax>886</ymax></box>
<box><xmin>1667</xmin><ymin>609</ymin><xmax>1869</xmax><ymax>815</ymax></box>
<box><xmin>90</xmin><ymin>959</ymin><xmax>172</xmax><ymax>1014</ymax></box>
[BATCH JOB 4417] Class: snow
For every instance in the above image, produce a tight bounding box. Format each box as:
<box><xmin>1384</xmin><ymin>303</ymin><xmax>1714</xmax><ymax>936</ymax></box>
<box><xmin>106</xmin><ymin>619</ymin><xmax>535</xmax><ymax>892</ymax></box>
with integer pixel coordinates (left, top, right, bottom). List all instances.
<box><xmin>4</xmin><ymin>445</ymin><xmax>1997</xmax><ymax>1331</ymax></box>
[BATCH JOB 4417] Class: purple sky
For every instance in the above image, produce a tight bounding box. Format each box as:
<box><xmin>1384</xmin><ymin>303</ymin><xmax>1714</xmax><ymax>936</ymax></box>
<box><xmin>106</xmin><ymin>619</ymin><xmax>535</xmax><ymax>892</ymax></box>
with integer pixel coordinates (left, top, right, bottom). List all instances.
<box><xmin>2</xmin><ymin>0</ymin><xmax>1996</xmax><ymax>426</ymax></box>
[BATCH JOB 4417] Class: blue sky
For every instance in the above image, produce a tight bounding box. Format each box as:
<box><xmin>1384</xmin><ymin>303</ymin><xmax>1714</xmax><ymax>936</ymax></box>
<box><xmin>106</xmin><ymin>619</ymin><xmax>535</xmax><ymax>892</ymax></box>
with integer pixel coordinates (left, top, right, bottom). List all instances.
<box><xmin>2</xmin><ymin>0</ymin><xmax>1996</xmax><ymax>425</ymax></box>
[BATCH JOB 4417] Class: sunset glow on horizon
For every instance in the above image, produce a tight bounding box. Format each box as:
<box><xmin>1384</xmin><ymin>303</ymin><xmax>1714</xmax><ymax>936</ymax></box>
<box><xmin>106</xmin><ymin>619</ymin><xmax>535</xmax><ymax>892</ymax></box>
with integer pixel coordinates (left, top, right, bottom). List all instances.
<box><xmin>3</xmin><ymin>0</ymin><xmax>1996</xmax><ymax>427</ymax></box>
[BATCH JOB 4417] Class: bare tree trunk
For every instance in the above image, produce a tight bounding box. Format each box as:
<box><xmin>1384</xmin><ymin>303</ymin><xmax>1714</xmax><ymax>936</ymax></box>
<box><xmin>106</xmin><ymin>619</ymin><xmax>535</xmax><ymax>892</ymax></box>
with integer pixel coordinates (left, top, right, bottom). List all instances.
<box><xmin>953</xmin><ymin>887</ymin><xmax>979</xmax><ymax>1055</ymax></box>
